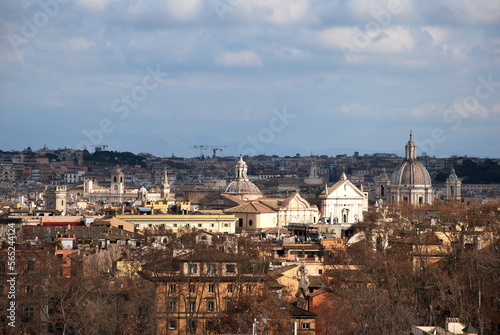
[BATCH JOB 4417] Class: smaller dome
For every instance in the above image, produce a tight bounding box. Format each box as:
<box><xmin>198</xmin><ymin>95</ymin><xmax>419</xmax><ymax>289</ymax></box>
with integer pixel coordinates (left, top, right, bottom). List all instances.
<box><xmin>224</xmin><ymin>180</ymin><xmax>261</xmax><ymax>195</ymax></box>
<box><xmin>223</xmin><ymin>155</ymin><xmax>261</xmax><ymax>196</ymax></box>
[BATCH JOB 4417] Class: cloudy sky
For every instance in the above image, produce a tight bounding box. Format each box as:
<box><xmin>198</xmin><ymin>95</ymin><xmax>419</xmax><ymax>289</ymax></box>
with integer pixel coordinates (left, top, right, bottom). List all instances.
<box><xmin>1</xmin><ymin>0</ymin><xmax>499</xmax><ymax>158</ymax></box>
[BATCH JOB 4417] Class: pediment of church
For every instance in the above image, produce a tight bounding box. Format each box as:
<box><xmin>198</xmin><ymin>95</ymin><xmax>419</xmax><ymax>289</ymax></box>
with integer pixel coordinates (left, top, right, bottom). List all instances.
<box><xmin>282</xmin><ymin>192</ymin><xmax>311</xmax><ymax>210</ymax></box>
<box><xmin>324</xmin><ymin>180</ymin><xmax>365</xmax><ymax>199</ymax></box>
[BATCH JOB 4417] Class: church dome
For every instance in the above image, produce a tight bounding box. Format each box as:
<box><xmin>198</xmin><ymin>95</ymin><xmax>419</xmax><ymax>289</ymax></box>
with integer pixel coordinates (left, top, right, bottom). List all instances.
<box><xmin>390</xmin><ymin>161</ymin><xmax>432</xmax><ymax>186</ymax></box>
<box><xmin>224</xmin><ymin>180</ymin><xmax>261</xmax><ymax>195</ymax></box>
<box><xmin>224</xmin><ymin>156</ymin><xmax>261</xmax><ymax>196</ymax></box>
<box><xmin>390</xmin><ymin>133</ymin><xmax>432</xmax><ymax>186</ymax></box>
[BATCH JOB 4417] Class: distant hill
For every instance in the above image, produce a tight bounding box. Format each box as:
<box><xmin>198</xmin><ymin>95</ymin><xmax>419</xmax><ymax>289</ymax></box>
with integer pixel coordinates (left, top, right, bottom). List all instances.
<box><xmin>83</xmin><ymin>150</ymin><xmax>146</xmax><ymax>167</ymax></box>
<box><xmin>435</xmin><ymin>159</ymin><xmax>500</xmax><ymax>184</ymax></box>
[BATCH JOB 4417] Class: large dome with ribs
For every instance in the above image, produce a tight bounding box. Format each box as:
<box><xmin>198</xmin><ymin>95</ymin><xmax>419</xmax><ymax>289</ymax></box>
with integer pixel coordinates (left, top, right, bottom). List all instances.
<box><xmin>390</xmin><ymin>134</ymin><xmax>432</xmax><ymax>186</ymax></box>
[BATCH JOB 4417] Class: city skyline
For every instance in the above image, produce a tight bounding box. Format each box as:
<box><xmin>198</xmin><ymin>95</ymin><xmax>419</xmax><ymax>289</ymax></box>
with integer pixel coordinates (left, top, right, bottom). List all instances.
<box><xmin>1</xmin><ymin>0</ymin><xmax>499</xmax><ymax>158</ymax></box>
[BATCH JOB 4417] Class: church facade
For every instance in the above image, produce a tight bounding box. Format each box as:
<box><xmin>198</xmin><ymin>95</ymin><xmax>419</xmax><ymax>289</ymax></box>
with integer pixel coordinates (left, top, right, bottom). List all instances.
<box><xmin>319</xmin><ymin>172</ymin><xmax>368</xmax><ymax>225</ymax></box>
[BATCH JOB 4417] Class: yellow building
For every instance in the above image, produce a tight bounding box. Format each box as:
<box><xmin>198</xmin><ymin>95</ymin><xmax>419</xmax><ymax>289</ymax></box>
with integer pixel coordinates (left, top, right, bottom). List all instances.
<box><xmin>114</xmin><ymin>214</ymin><xmax>237</xmax><ymax>234</ymax></box>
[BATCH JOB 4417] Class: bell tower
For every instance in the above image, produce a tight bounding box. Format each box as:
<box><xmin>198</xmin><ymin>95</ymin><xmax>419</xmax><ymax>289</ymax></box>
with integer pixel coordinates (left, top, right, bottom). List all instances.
<box><xmin>161</xmin><ymin>168</ymin><xmax>171</xmax><ymax>199</ymax></box>
<box><xmin>44</xmin><ymin>185</ymin><xmax>67</xmax><ymax>212</ymax></box>
<box><xmin>110</xmin><ymin>167</ymin><xmax>124</xmax><ymax>194</ymax></box>
<box><xmin>445</xmin><ymin>168</ymin><xmax>461</xmax><ymax>200</ymax></box>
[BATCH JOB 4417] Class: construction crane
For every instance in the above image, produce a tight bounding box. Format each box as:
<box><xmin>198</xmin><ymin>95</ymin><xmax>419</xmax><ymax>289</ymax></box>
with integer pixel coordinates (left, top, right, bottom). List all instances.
<box><xmin>192</xmin><ymin>145</ymin><xmax>229</xmax><ymax>159</ymax></box>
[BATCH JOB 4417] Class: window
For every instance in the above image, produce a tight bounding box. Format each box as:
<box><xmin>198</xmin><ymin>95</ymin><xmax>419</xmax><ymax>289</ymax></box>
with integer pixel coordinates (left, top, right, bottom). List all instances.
<box><xmin>206</xmin><ymin>300</ymin><xmax>215</xmax><ymax>312</ymax></box>
<box><xmin>208</xmin><ymin>284</ymin><xmax>215</xmax><ymax>293</ymax></box>
<box><xmin>118</xmin><ymin>225</ymin><xmax>123</xmax><ymax>229</ymax></box>
<box><xmin>173</xmin><ymin>224</ymin><xmax>177</xmax><ymax>227</ymax></box>
<box><xmin>25</xmin><ymin>285</ymin><xmax>33</xmax><ymax>297</ymax></box>
<box><xmin>206</xmin><ymin>263</ymin><xmax>216</xmax><ymax>274</ymax></box>
<box><xmin>188</xmin><ymin>264</ymin><xmax>198</xmax><ymax>274</ymax></box>
<box><xmin>225</xmin><ymin>298</ymin><xmax>233</xmax><ymax>310</ymax></box>
<box><xmin>246</xmin><ymin>284</ymin><xmax>253</xmax><ymax>292</ymax></box>
<box><xmin>198</xmin><ymin>224</ymin><xmax>202</xmax><ymax>228</ymax></box>
<box><xmin>226</xmin><ymin>264</ymin><xmax>235</xmax><ymax>274</ymax></box>
<box><xmin>238</xmin><ymin>218</ymin><xmax>243</xmax><ymax>227</ymax></box>
<box><xmin>168</xmin><ymin>320</ymin><xmax>177</xmax><ymax>330</ymax></box>
<box><xmin>27</xmin><ymin>260</ymin><xmax>35</xmax><ymax>272</ymax></box>
<box><xmin>189</xmin><ymin>300</ymin><xmax>196</xmax><ymax>313</ymax></box>
<box><xmin>189</xmin><ymin>285</ymin><xmax>195</xmax><ymax>293</ymax></box>
<box><xmin>187</xmin><ymin>319</ymin><xmax>197</xmax><ymax>333</ymax></box>
<box><xmin>318</xmin><ymin>269</ymin><xmax>323</xmax><ymax>275</ymax></box>
<box><xmin>169</xmin><ymin>301</ymin><xmax>176</xmax><ymax>312</ymax></box>
<box><xmin>302</xmin><ymin>322</ymin><xmax>311</xmax><ymax>329</ymax></box>
<box><xmin>211</xmin><ymin>223</ymin><xmax>215</xmax><ymax>228</ymax></box>
<box><xmin>227</xmin><ymin>284</ymin><xmax>233</xmax><ymax>293</ymax></box>
<box><xmin>248</xmin><ymin>219</ymin><xmax>253</xmax><ymax>227</ymax></box>
<box><xmin>224</xmin><ymin>223</ymin><xmax>228</xmax><ymax>227</ymax></box>
<box><xmin>169</xmin><ymin>284</ymin><xmax>176</xmax><ymax>294</ymax></box>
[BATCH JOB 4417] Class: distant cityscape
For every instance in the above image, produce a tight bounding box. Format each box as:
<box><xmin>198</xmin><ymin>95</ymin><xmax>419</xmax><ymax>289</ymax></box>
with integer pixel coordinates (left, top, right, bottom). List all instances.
<box><xmin>0</xmin><ymin>135</ymin><xmax>499</xmax><ymax>334</ymax></box>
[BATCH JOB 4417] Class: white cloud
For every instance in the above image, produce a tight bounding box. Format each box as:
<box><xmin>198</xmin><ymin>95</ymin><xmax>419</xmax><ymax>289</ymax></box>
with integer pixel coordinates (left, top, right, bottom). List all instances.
<box><xmin>421</xmin><ymin>26</ymin><xmax>450</xmax><ymax>47</ymax></box>
<box><xmin>64</xmin><ymin>38</ymin><xmax>93</xmax><ymax>52</ymax></box>
<box><xmin>493</xmin><ymin>105</ymin><xmax>500</xmax><ymax>114</ymax></box>
<box><xmin>443</xmin><ymin>97</ymin><xmax>490</xmax><ymax>120</ymax></box>
<box><xmin>319</xmin><ymin>25</ymin><xmax>415</xmax><ymax>55</ymax></box>
<box><xmin>218</xmin><ymin>51</ymin><xmax>262</xmax><ymax>67</ymax></box>
<box><xmin>76</xmin><ymin>0</ymin><xmax>113</xmax><ymax>13</ymax></box>
<box><xmin>411</xmin><ymin>103</ymin><xmax>445</xmax><ymax>118</ymax></box>
<box><xmin>166</xmin><ymin>0</ymin><xmax>202</xmax><ymax>21</ymax></box>
<box><xmin>441</xmin><ymin>0</ymin><xmax>500</xmax><ymax>24</ymax></box>
<box><xmin>339</xmin><ymin>103</ymin><xmax>374</xmax><ymax>117</ymax></box>
<box><xmin>238</xmin><ymin>0</ymin><xmax>312</xmax><ymax>25</ymax></box>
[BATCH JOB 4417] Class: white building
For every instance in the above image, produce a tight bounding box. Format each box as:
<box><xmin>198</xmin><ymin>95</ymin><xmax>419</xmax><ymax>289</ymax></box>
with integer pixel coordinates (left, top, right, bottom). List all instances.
<box><xmin>319</xmin><ymin>172</ymin><xmax>368</xmax><ymax>225</ymax></box>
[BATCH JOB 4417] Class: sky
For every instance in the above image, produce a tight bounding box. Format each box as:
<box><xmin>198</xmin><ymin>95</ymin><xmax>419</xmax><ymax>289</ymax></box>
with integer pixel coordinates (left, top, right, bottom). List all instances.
<box><xmin>1</xmin><ymin>0</ymin><xmax>499</xmax><ymax>159</ymax></box>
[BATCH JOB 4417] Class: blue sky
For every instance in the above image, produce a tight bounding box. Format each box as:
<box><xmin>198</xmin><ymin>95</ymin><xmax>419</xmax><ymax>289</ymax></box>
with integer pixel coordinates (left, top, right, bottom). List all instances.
<box><xmin>1</xmin><ymin>0</ymin><xmax>499</xmax><ymax>158</ymax></box>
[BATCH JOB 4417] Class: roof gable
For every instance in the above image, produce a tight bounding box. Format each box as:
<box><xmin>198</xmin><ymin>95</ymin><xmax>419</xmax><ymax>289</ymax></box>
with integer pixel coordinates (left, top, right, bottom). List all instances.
<box><xmin>224</xmin><ymin>202</ymin><xmax>277</xmax><ymax>214</ymax></box>
<box><xmin>322</xmin><ymin>180</ymin><xmax>365</xmax><ymax>199</ymax></box>
<box><xmin>201</xmin><ymin>193</ymin><xmax>247</xmax><ymax>207</ymax></box>
<box><xmin>281</xmin><ymin>192</ymin><xmax>311</xmax><ymax>209</ymax></box>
